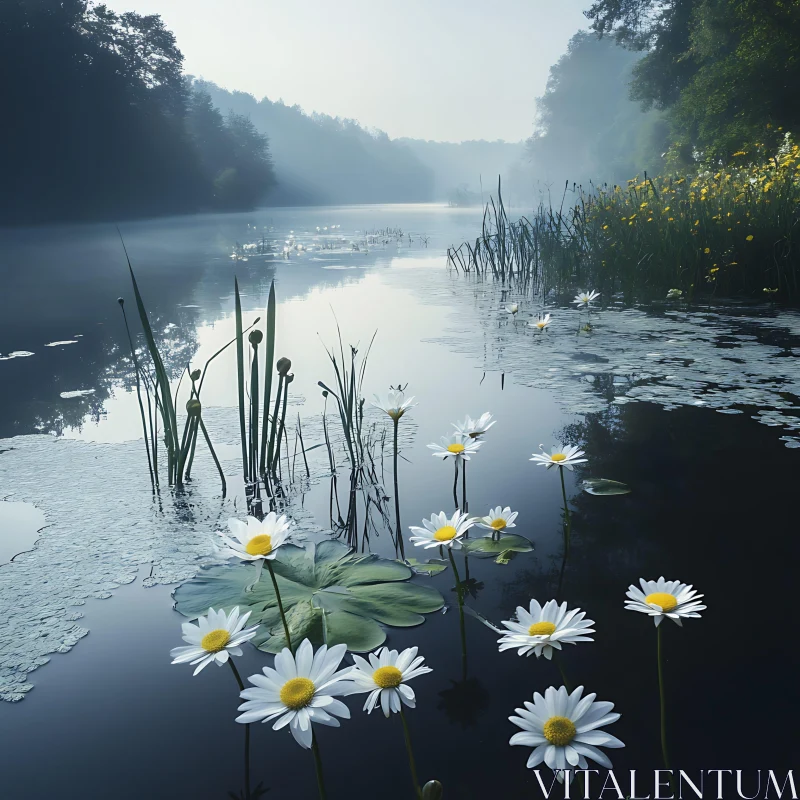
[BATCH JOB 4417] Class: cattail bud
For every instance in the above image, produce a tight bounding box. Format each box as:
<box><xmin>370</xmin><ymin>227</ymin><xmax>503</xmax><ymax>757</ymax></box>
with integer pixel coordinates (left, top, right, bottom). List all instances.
<box><xmin>186</xmin><ymin>398</ymin><xmax>202</xmax><ymax>417</ymax></box>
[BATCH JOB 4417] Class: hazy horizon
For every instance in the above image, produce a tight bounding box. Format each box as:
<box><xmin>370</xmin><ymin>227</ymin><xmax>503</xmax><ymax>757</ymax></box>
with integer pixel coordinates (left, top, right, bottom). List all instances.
<box><xmin>105</xmin><ymin>0</ymin><xmax>589</xmax><ymax>142</ymax></box>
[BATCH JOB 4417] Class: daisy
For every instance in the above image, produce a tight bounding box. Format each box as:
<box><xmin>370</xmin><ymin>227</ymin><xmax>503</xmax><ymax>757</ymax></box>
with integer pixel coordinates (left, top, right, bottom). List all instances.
<box><xmin>409</xmin><ymin>510</ymin><xmax>474</xmax><ymax>550</ymax></box>
<box><xmin>529</xmin><ymin>313</ymin><xmax>552</xmax><ymax>331</ymax></box>
<box><xmin>372</xmin><ymin>388</ymin><xmax>416</xmax><ymax>421</ymax></box>
<box><xmin>506</xmin><ymin>303</ymin><xmax>519</xmax><ymax>315</ymax></box>
<box><xmin>572</xmin><ymin>290</ymin><xmax>600</xmax><ymax>308</ymax></box>
<box><xmin>170</xmin><ymin>607</ymin><xmax>258</xmax><ymax>676</ymax></box>
<box><xmin>428</xmin><ymin>433</ymin><xmax>481</xmax><ymax>462</ymax></box>
<box><xmin>345</xmin><ymin>646</ymin><xmax>432</xmax><ymax>716</ymax></box>
<box><xmin>625</xmin><ymin>578</ymin><xmax>706</xmax><ymax>627</ymax></box>
<box><xmin>477</xmin><ymin>505</ymin><xmax>518</xmax><ymax>533</ymax></box>
<box><xmin>217</xmin><ymin>512</ymin><xmax>293</xmax><ymax>561</ymax></box>
<box><xmin>510</xmin><ymin>685</ymin><xmax>624</xmax><ymax>780</ymax></box>
<box><xmin>530</xmin><ymin>444</ymin><xmax>587</xmax><ymax>471</ymax></box>
<box><xmin>452</xmin><ymin>412</ymin><xmax>496</xmax><ymax>439</ymax></box>
<box><xmin>236</xmin><ymin>639</ymin><xmax>353</xmax><ymax>749</ymax></box>
<box><xmin>498</xmin><ymin>600</ymin><xmax>595</xmax><ymax>660</ymax></box>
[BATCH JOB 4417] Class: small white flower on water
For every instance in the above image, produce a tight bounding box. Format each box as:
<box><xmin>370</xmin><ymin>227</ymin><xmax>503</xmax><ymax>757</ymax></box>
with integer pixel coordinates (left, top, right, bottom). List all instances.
<box><xmin>428</xmin><ymin>433</ymin><xmax>481</xmax><ymax>461</ymax></box>
<box><xmin>498</xmin><ymin>599</ymin><xmax>595</xmax><ymax>660</ymax></box>
<box><xmin>218</xmin><ymin>512</ymin><xmax>293</xmax><ymax>561</ymax></box>
<box><xmin>510</xmin><ymin>685</ymin><xmax>624</xmax><ymax>781</ymax></box>
<box><xmin>529</xmin><ymin>313</ymin><xmax>552</xmax><ymax>331</ymax></box>
<box><xmin>345</xmin><ymin>646</ymin><xmax>432</xmax><ymax>717</ymax></box>
<box><xmin>371</xmin><ymin>388</ymin><xmax>416</xmax><ymax>421</ymax></box>
<box><xmin>452</xmin><ymin>411</ymin><xmax>496</xmax><ymax>439</ymax></box>
<box><xmin>170</xmin><ymin>607</ymin><xmax>258</xmax><ymax>675</ymax></box>
<box><xmin>625</xmin><ymin>577</ymin><xmax>706</xmax><ymax>627</ymax></box>
<box><xmin>571</xmin><ymin>290</ymin><xmax>600</xmax><ymax>308</ymax></box>
<box><xmin>478</xmin><ymin>505</ymin><xmax>518</xmax><ymax>532</ymax></box>
<box><xmin>530</xmin><ymin>444</ymin><xmax>587</xmax><ymax>471</ymax></box>
<box><xmin>236</xmin><ymin>639</ymin><xmax>353</xmax><ymax>749</ymax></box>
<box><xmin>506</xmin><ymin>303</ymin><xmax>519</xmax><ymax>315</ymax></box>
<box><xmin>409</xmin><ymin>509</ymin><xmax>474</xmax><ymax>550</ymax></box>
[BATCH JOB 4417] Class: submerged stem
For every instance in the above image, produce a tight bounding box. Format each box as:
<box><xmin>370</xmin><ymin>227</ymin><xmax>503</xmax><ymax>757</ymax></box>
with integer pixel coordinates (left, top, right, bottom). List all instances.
<box><xmin>399</xmin><ymin>707</ymin><xmax>422</xmax><ymax>799</ymax></box>
<box><xmin>267</xmin><ymin>559</ymin><xmax>293</xmax><ymax>654</ymax></box>
<box><xmin>559</xmin><ymin>467</ymin><xmax>571</xmax><ymax>558</ymax></box>
<box><xmin>392</xmin><ymin>418</ymin><xmax>405</xmax><ymax>559</ymax></box>
<box><xmin>311</xmin><ymin>734</ymin><xmax>327</xmax><ymax>800</ymax></box>
<box><xmin>447</xmin><ymin>548</ymin><xmax>467</xmax><ymax>679</ymax></box>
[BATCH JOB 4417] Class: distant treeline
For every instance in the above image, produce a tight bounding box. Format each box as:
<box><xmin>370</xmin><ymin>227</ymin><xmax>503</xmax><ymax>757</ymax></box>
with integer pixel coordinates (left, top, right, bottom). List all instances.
<box><xmin>0</xmin><ymin>1</ymin><xmax>275</xmax><ymax>224</ymax></box>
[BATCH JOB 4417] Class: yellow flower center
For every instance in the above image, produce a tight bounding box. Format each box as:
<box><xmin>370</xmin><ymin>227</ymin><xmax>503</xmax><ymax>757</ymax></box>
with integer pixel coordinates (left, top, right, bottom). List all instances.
<box><xmin>490</xmin><ymin>518</ymin><xmax>507</xmax><ymax>530</ymax></box>
<box><xmin>280</xmin><ymin>677</ymin><xmax>316</xmax><ymax>710</ymax></box>
<box><xmin>388</xmin><ymin>409</ymin><xmax>404</xmax><ymax>421</ymax></box>
<box><xmin>543</xmin><ymin>716</ymin><xmax>577</xmax><ymax>747</ymax></box>
<box><xmin>200</xmin><ymin>629</ymin><xmax>230</xmax><ymax>653</ymax></box>
<box><xmin>536</xmin><ymin>321</ymin><xmax>547</xmax><ymax>329</ymax></box>
<box><xmin>245</xmin><ymin>534</ymin><xmax>273</xmax><ymax>556</ymax></box>
<box><xmin>528</xmin><ymin>621</ymin><xmax>557</xmax><ymax>637</ymax></box>
<box><xmin>434</xmin><ymin>525</ymin><xmax>458</xmax><ymax>542</ymax></box>
<box><xmin>551</xmin><ymin>453</ymin><xmax>567</xmax><ymax>462</ymax></box>
<box><xmin>645</xmin><ymin>592</ymin><xmax>678</xmax><ymax>612</ymax></box>
<box><xmin>373</xmin><ymin>666</ymin><xmax>403</xmax><ymax>689</ymax></box>
<box><xmin>447</xmin><ymin>443</ymin><xmax>465</xmax><ymax>454</ymax></box>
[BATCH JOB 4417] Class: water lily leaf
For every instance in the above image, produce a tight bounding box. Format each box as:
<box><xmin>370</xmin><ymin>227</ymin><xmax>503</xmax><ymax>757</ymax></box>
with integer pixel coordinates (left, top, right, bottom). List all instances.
<box><xmin>173</xmin><ymin>541</ymin><xmax>444</xmax><ymax>653</ymax></box>
<box><xmin>405</xmin><ymin>558</ymin><xmax>449</xmax><ymax>576</ymax></box>
<box><xmin>582</xmin><ymin>478</ymin><xmax>631</xmax><ymax>496</ymax></box>
<box><xmin>462</xmin><ymin>533</ymin><xmax>533</xmax><ymax>559</ymax></box>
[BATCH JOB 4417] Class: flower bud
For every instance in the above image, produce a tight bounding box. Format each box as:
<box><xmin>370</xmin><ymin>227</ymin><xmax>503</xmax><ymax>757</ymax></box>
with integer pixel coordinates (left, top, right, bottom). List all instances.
<box><xmin>186</xmin><ymin>398</ymin><xmax>202</xmax><ymax>417</ymax></box>
<box><xmin>190</xmin><ymin>369</ymin><xmax>201</xmax><ymax>381</ymax></box>
<box><xmin>117</xmin><ymin>297</ymin><xmax>124</xmax><ymax>306</ymax></box>
<box><xmin>276</xmin><ymin>357</ymin><xmax>292</xmax><ymax>376</ymax></box>
<box><xmin>422</xmin><ymin>781</ymin><xmax>443</xmax><ymax>800</ymax></box>
<box><xmin>248</xmin><ymin>329</ymin><xmax>263</xmax><ymax>346</ymax></box>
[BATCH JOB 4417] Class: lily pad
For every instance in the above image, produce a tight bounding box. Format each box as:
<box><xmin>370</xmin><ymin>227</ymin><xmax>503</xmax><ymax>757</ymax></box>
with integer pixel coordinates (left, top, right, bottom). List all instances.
<box><xmin>582</xmin><ymin>478</ymin><xmax>631</xmax><ymax>496</ymax></box>
<box><xmin>173</xmin><ymin>540</ymin><xmax>444</xmax><ymax>653</ymax></box>
<box><xmin>461</xmin><ymin>533</ymin><xmax>533</xmax><ymax>561</ymax></box>
<box><xmin>405</xmin><ymin>558</ymin><xmax>449</xmax><ymax>576</ymax></box>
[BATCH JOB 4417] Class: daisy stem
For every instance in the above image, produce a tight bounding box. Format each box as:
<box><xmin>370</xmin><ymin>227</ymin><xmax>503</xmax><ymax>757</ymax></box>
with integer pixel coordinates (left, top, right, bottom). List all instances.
<box><xmin>447</xmin><ymin>548</ymin><xmax>468</xmax><ymax>678</ymax></box>
<box><xmin>553</xmin><ymin>651</ymin><xmax>572</xmax><ymax>693</ymax></box>
<box><xmin>657</xmin><ymin>625</ymin><xmax>673</xmax><ymax>780</ymax></box>
<box><xmin>452</xmin><ymin>459</ymin><xmax>459</xmax><ymax>510</ymax></box>
<box><xmin>227</xmin><ymin>658</ymin><xmax>245</xmax><ymax>691</ymax></box>
<box><xmin>461</xmin><ymin>459</ymin><xmax>467</xmax><ymax>512</ymax></box>
<box><xmin>559</xmin><ymin>467</ymin><xmax>571</xmax><ymax>558</ymax></box>
<box><xmin>266</xmin><ymin>560</ymin><xmax>293</xmax><ymax>654</ymax></box>
<box><xmin>393</xmin><ymin>418</ymin><xmax>405</xmax><ymax>559</ymax></box>
<box><xmin>398</xmin><ymin>707</ymin><xmax>422</xmax><ymax>799</ymax></box>
<box><xmin>311</xmin><ymin>734</ymin><xmax>327</xmax><ymax>800</ymax></box>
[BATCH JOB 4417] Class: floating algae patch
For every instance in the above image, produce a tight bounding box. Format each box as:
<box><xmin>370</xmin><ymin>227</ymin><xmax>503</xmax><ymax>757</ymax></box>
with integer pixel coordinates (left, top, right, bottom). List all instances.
<box><xmin>390</xmin><ymin>270</ymin><xmax>800</xmax><ymax>447</ymax></box>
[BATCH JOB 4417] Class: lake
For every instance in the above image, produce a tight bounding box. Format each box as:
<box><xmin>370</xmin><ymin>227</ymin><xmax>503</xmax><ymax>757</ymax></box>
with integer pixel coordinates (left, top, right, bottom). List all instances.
<box><xmin>1</xmin><ymin>203</ymin><xmax>798</xmax><ymax>799</ymax></box>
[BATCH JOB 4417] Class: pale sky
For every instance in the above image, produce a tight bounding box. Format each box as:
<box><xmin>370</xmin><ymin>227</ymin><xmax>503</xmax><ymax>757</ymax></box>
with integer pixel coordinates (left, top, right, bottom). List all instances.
<box><xmin>109</xmin><ymin>0</ymin><xmax>590</xmax><ymax>142</ymax></box>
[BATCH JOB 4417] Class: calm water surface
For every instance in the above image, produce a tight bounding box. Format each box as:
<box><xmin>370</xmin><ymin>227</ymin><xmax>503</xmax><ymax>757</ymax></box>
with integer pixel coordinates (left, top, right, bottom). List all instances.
<box><xmin>0</xmin><ymin>204</ymin><xmax>798</xmax><ymax>799</ymax></box>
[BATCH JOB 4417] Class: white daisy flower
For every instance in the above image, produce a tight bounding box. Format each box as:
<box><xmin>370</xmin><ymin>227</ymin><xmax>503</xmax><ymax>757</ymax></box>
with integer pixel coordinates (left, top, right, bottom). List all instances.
<box><xmin>477</xmin><ymin>505</ymin><xmax>518</xmax><ymax>532</ymax></box>
<box><xmin>625</xmin><ymin>577</ymin><xmax>706</xmax><ymax>627</ymax></box>
<box><xmin>505</xmin><ymin>303</ymin><xmax>519</xmax><ymax>315</ymax></box>
<box><xmin>170</xmin><ymin>607</ymin><xmax>258</xmax><ymax>676</ymax></box>
<box><xmin>571</xmin><ymin>290</ymin><xmax>600</xmax><ymax>308</ymax></box>
<box><xmin>345</xmin><ymin>646</ymin><xmax>432</xmax><ymax>717</ymax></box>
<box><xmin>409</xmin><ymin>510</ymin><xmax>474</xmax><ymax>550</ymax></box>
<box><xmin>236</xmin><ymin>639</ymin><xmax>353</xmax><ymax>749</ymax></box>
<box><xmin>427</xmin><ymin>433</ymin><xmax>482</xmax><ymax>461</ymax></box>
<box><xmin>371</xmin><ymin>389</ymin><xmax>416</xmax><ymax>421</ymax></box>
<box><xmin>217</xmin><ymin>512</ymin><xmax>293</xmax><ymax>561</ymax></box>
<box><xmin>498</xmin><ymin>599</ymin><xmax>595</xmax><ymax>660</ymax></box>
<box><xmin>452</xmin><ymin>412</ymin><xmax>496</xmax><ymax>438</ymax></box>
<box><xmin>529</xmin><ymin>444</ymin><xmax>588</xmax><ymax>471</ymax></box>
<box><xmin>529</xmin><ymin>313</ymin><xmax>552</xmax><ymax>331</ymax></box>
<box><xmin>510</xmin><ymin>685</ymin><xmax>624</xmax><ymax>780</ymax></box>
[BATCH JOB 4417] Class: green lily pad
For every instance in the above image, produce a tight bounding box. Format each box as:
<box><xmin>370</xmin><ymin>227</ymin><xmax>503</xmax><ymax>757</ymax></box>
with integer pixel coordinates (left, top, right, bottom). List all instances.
<box><xmin>405</xmin><ymin>558</ymin><xmax>449</xmax><ymax>576</ymax></box>
<box><xmin>461</xmin><ymin>533</ymin><xmax>533</xmax><ymax>560</ymax></box>
<box><xmin>582</xmin><ymin>478</ymin><xmax>631</xmax><ymax>496</ymax></box>
<box><xmin>173</xmin><ymin>540</ymin><xmax>444</xmax><ymax>653</ymax></box>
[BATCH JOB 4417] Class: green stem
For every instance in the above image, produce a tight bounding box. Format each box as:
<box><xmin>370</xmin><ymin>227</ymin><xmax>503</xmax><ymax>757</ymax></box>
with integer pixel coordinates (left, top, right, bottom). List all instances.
<box><xmin>553</xmin><ymin>650</ymin><xmax>572</xmax><ymax>693</ymax></box>
<box><xmin>559</xmin><ymin>467</ymin><xmax>571</xmax><ymax>558</ymax></box>
<box><xmin>447</xmin><ymin>548</ymin><xmax>467</xmax><ymax>679</ymax></box>
<box><xmin>452</xmin><ymin>459</ymin><xmax>459</xmax><ymax>510</ymax></box>
<box><xmin>657</xmin><ymin>625</ymin><xmax>677</xmax><ymax>797</ymax></box>
<box><xmin>311</xmin><ymin>734</ymin><xmax>327</xmax><ymax>800</ymax></box>
<box><xmin>267</xmin><ymin>559</ymin><xmax>293</xmax><ymax>654</ymax></box>
<box><xmin>399</xmin><ymin>707</ymin><xmax>422</xmax><ymax>799</ymax></box>
<box><xmin>228</xmin><ymin>657</ymin><xmax>245</xmax><ymax>691</ymax></box>
<box><xmin>461</xmin><ymin>458</ymin><xmax>467</xmax><ymax>512</ymax></box>
<box><xmin>392</xmin><ymin>418</ymin><xmax>405</xmax><ymax>559</ymax></box>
